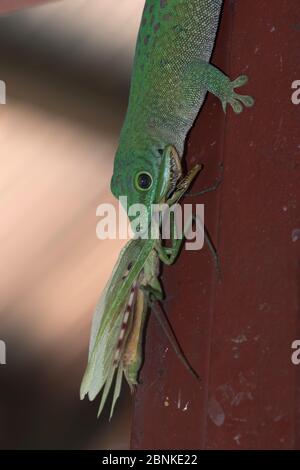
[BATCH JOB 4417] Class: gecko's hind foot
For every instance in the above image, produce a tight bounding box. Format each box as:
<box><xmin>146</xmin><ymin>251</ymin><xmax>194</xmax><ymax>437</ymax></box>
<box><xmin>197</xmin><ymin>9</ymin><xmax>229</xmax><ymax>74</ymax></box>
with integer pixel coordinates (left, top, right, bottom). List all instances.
<box><xmin>221</xmin><ymin>74</ymin><xmax>254</xmax><ymax>114</ymax></box>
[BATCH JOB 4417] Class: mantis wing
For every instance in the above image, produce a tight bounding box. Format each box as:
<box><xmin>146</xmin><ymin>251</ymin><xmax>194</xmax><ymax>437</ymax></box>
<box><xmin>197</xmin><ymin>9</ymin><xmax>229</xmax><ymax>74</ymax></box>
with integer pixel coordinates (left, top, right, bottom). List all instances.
<box><xmin>80</xmin><ymin>238</ymin><xmax>150</xmax><ymax>416</ymax></box>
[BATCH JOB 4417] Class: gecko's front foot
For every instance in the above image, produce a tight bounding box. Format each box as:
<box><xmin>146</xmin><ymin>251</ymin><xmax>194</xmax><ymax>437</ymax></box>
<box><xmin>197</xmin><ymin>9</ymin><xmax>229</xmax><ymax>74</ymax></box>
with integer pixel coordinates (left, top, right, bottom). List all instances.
<box><xmin>221</xmin><ymin>75</ymin><xmax>254</xmax><ymax>114</ymax></box>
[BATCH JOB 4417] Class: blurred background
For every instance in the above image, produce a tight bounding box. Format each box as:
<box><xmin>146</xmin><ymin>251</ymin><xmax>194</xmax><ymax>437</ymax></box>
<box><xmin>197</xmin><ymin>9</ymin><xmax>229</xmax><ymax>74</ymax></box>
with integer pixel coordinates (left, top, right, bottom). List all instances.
<box><xmin>0</xmin><ymin>0</ymin><xmax>145</xmax><ymax>449</ymax></box>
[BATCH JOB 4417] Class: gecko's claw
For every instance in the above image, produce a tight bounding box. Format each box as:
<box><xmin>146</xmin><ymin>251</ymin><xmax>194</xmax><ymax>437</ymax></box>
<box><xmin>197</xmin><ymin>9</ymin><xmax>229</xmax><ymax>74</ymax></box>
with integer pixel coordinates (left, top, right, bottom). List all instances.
<box><xmin>222</xmin><ymin>74</ymin><xmax>254</xmax><ymax>114</ymax></box>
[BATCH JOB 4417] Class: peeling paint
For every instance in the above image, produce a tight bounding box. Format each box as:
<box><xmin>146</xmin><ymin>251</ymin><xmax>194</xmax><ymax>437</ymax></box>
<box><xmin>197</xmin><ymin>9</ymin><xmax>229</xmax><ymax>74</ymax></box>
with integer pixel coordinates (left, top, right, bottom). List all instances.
<box><xmin>164</xmin><ymin>396</ymin><xmax>170</xmax><ymax>407</ymax></box>
<box><xmin>183</xmin><ymin>401</ymin><xmax>190</xmax><ymax>412</ymax></box>
<box><xmin>177</xmin><ymin>389</ymin><xmax>181</xmax><ymax>409</ymax></box>
<box><xmin>292</xmin><ymin>228</ymin><xmax>300</xmax><ymax>242</ymax></box>
<box><xmin>231</xmin><ymin>334</ymin><xmax>247</xmax><ymax>344</ymax></box>
<box><xmin>231</xmin><ymin>391</ymin><xmax>254</xmax><ymax>407</ymax></box>
<box><xmin>208</xmin><ymin>397</ymin><xmax>225</xmax><ymax>426</ymax></box>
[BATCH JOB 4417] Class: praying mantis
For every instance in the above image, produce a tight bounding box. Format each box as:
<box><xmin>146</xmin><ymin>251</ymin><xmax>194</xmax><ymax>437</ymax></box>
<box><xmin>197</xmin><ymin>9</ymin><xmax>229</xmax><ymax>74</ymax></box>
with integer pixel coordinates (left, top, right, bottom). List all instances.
<box><xmin>80</xmin><ymin>146</ymin><xmax>202</xmax><ymax>418</ymax></box>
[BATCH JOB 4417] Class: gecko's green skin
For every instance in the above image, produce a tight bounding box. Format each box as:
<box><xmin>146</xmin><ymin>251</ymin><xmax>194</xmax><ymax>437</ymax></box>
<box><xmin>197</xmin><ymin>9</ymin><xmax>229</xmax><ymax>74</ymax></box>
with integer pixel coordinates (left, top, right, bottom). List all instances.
<box><xmin>111</xmin><ymin>0</ymin><xmax>253</xmax><ymax>232</ymax></box>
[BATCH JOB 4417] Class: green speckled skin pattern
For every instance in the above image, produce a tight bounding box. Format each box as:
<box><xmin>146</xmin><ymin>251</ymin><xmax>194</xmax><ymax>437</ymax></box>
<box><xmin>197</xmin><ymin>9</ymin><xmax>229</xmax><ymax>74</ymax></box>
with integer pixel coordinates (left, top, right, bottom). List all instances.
<box><xmin>111</xmin><ymin>0</ymin><xmax>253</xmax><ymax>218</ymax></box>
<box><xmin>129</xmin><ymin>0</ymin><xmax>222</xmax><ymax>152</ymax></box>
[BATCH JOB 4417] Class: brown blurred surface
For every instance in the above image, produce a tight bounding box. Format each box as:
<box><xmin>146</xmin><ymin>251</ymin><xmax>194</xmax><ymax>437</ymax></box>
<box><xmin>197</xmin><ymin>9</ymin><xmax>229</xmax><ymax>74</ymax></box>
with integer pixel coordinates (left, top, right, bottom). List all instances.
<box><xmin>0</xmin><ymin>0</ymin><xmax>144</xmax><ymax>449</ymax></box>
<box><xmin>0</xmin><ymin>0</ymin><xmax>56</xmax><ymax>14</ymax></box>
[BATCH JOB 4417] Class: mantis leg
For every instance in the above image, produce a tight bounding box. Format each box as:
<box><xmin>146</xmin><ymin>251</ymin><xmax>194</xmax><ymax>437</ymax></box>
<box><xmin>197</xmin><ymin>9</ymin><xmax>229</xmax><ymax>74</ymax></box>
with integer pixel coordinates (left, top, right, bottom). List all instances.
<box><xmin>185</xmin><ymin>175</ymin><xmax>222</xmax><ymax>197</ymax></box>
<box><xmin>150</xmin><ymin>301</ymin><xmax>199</xmax><ymax>380</ymax></box>
<box><xmin>156</xmin><ymin>212</ymin><xmax>194</xmax><ymax>265</ymax></box>
<box><xmin>186</xmin><ymin>163</ymin><xmax>223</xmax><ymax>198</ymax></box>
<box><xmin>157</xmin><ymin>213</ymin><xmax>221</xmax><ymax>276</ymax></box>
<box><xmin>156</xmin><ymin>238</ymin><xmax>184</xmax><ymax>266</ymax></box>
<box><xmin>203</xmin><ymin>225</ymin><xmax>221</xmax><ymax>277</ymax></box>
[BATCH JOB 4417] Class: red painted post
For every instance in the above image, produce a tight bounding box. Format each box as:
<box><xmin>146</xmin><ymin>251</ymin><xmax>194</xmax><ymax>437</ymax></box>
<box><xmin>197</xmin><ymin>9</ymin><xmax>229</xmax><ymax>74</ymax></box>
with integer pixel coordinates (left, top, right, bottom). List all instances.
<box><xmin>131</xmin><ymin>0</ymin><xmax>300</xmax><ymax>450</ymax></box>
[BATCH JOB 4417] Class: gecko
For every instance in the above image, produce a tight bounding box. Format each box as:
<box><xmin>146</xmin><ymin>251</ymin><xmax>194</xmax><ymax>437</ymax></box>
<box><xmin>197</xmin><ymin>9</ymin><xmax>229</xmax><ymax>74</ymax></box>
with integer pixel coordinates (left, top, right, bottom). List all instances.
<box><xmin>111</xmin><ymin>0</ymin><xmax>253</xmax><ymax>234</ymax></box>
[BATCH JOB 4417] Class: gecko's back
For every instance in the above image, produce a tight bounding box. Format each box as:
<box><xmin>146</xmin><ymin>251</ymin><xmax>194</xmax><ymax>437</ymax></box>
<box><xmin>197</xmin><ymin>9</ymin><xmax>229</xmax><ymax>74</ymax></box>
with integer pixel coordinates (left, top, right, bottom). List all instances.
<box><xmin>122</xmin><ymin>0</ymin><xmax>222</xmax><ymax>153</ymax></box>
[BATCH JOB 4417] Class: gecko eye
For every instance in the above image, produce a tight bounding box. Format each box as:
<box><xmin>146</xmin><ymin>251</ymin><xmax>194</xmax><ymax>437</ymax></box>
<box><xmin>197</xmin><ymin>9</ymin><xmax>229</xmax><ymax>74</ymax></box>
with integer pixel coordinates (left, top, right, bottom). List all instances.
<box><xmin>134</xmin><ymin>172</ymin><xmax>153</xmax><ymax>191</ymax></box>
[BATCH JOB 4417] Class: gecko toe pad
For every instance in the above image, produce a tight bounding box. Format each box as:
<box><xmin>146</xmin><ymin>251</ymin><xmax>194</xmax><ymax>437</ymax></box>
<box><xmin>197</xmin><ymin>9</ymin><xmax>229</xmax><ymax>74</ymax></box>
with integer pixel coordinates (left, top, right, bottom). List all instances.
<box><xmin>222</xmin><ymin>75</ymin><xmax>254</xmax><ymax>113</ymax></box>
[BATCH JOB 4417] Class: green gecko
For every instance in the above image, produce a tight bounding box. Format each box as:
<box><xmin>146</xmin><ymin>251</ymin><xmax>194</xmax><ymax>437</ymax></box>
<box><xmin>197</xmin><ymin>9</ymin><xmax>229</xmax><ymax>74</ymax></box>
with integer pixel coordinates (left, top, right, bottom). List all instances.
<box><xmin>111</xmin><ymin>0</ymin><xmax>254</xmax><ymax>234</ymax></box>
<box><xmin>81</xmin><ymin>0</ymin><xmax>254</xmax><ymax>417</ymax></box>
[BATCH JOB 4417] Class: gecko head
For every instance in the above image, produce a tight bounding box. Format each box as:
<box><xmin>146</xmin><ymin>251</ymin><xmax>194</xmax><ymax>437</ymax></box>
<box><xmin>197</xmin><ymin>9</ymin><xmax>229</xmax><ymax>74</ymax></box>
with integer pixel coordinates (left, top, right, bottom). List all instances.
<box><xmin>110</xmin><ymin>145</ymin><xmax>182</xmax><ymax>236</ymax></box>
